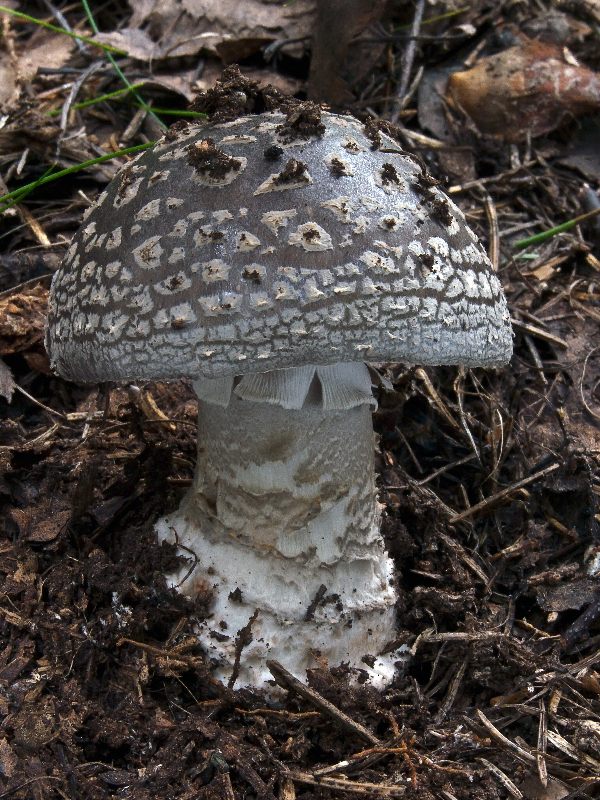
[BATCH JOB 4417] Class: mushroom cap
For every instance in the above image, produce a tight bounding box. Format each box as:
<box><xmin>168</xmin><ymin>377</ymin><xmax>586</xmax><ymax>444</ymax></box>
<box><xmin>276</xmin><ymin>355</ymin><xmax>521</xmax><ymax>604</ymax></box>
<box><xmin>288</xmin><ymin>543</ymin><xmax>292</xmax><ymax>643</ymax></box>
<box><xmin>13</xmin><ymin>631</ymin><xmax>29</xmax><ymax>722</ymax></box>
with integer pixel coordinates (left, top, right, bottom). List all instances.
<box><xmin>46</xmin><ymin>111</ymin><xmax>512</xmax><ymax>383</ymax></box>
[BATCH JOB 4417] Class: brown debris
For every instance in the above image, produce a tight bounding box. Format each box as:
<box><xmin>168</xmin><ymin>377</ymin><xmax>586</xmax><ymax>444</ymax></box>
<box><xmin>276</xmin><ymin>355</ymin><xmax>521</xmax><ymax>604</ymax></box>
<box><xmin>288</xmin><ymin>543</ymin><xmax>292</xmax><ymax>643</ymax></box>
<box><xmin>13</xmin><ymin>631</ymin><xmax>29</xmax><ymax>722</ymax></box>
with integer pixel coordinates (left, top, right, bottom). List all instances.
<box><xmin>0</xmin><ymin>283</ymin><xmax>48</xmax><ymax>355</ymax></box>
<box><xmin>8</xmin><ymin>499</ymin><xmax>70</xmax><ymax>544</ymax></box>
<box><xmin>187</xmin><ymin>138</ymin><xmax>242</xmax><ymax>180</ymax></box>
<box><xmin>381</xmin><ymin>162</ymin><xmax>401</xmax><ymax>186</ymax></box>
<box><xmin>273</xmin><ymin>158</ymin><xmax>310</xmax><ymax>186</ymax></box>
<box><xmin>228</xmin><ymin>609</ymin><xmax>259</xmax><ymax>689</ymax></box>
<box><xmin>267</xmin><ymin>659</ymin><xmax>381</xmax><ymax>746</ymax></box>
<box><xmin>190</xmin><ymin>64</ymin><xmax>292</xmax><ymax>123</ymax></box>
<box><xmin>164</xmin><ymin>119</ymin><xmax>192</xmax><ymax>142</ymax></box>
<box><xmin>329</xmin><ymin>156</ymin><xmax>350</xmax><ymax>177</ymax></box>
<box><xmin>117</xmin><ymin>163</ymin><xmax>136</xmax><ymax>201</ymax></box>
<box><xmin>275</xmin><ymin>101</ymin><xmax>326</xmax><ymax>142</ymax></box>
<box><xmin>412</xmin><ymin>170</ymin><xmax>453</xmax><ymax>226</ymax></box>
<box><xmin>363</xmin><ymin>116</ymin><xmax>383</xmax><ymax>149</ymax></box>
<box><xmin>1</xmin><ymin>4</ymin><xmax>600</xmax><ymax>799</ymax></box>
<box><xmin>0</xmin><ymin>357</ymin><xmax>14</xmax><ymax>401</ymax></box>
<box><xmin>101</xmin><ymin>0</ymin><xmax>315</xmax><ymax>62</ymax></box>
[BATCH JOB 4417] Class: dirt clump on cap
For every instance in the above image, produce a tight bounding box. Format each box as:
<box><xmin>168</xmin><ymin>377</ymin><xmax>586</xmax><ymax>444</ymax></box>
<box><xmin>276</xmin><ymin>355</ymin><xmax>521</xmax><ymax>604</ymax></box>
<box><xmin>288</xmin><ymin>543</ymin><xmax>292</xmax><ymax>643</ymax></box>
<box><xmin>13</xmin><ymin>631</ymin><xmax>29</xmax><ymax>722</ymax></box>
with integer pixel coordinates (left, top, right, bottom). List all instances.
<box><xmin>329</xmin><ymin>156</ymin><xmax>350</xmax><ymax>177</ymax></box>
<box><xmin>186</xmin><ymin>138</ymin><xmax>243</xmax><ymax>180</ymax></box>
<box><xmin>190</xmin><ymin>65</ymin><xmax>326</xmax><ymax>142</ymax></box>
<box><xmin>276</xmin><ymin>101</ymin><xmax>326</xmax><ymax>142</ymax></box>
<box><xmin>381</xmin><ymin>162</ymin><xmax>401</xmax><ymax>186</ymax></box>
<box><xmin>413</xmin><ymin>170</ymin><xmax>453</xmax><ymax>227</ymax></box>
<box><xmin>190</xmin><ymin>64</ymin><xmax>295</xmax><ymax>123</ymax></box>
<box><xmin>164</xmin><ymin>119</ymin><xmax>192</xmax><ymax>143</ymax></box>
<box><xmin>273</xmin><ymin>158</ymin><xmax>310</xmax><ymax>185</ymax></box>
<box><xmin>263</xmin><ymin>144</ymin><xmax>284</xmax><ymax>161</ymax></box>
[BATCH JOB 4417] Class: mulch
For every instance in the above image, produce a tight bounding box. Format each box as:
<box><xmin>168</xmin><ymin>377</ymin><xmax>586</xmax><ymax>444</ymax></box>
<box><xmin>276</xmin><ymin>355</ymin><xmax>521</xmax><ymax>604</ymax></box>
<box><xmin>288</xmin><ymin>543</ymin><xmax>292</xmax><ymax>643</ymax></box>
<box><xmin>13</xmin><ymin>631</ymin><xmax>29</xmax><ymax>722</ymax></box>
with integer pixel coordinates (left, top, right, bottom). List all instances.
<box><xmin>1</xmin><ymin>1</ymin><xmax>599</xmax><ymax>798</ymax></box>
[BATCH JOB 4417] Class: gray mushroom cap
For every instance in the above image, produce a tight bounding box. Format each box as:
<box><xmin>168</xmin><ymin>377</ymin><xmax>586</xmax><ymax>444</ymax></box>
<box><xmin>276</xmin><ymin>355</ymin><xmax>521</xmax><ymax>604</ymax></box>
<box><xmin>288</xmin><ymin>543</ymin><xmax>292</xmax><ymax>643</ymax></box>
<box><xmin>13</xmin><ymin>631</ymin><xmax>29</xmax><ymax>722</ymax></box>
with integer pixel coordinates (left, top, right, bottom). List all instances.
<box><xmin>46</xmin><ymin>111</ymin><xmax>512</xmax><ymax>383</ymax></box>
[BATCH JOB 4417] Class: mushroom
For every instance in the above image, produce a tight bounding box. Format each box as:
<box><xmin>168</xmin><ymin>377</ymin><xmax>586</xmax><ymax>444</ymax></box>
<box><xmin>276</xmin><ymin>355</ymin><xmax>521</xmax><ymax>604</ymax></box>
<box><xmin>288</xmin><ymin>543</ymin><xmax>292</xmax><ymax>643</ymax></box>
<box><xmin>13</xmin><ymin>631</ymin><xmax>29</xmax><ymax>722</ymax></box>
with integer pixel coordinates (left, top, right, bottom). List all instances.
<box><xmin>46</xmin><ymin>107</ymin><xmax>512</xmax><ymax>687</ymax></box>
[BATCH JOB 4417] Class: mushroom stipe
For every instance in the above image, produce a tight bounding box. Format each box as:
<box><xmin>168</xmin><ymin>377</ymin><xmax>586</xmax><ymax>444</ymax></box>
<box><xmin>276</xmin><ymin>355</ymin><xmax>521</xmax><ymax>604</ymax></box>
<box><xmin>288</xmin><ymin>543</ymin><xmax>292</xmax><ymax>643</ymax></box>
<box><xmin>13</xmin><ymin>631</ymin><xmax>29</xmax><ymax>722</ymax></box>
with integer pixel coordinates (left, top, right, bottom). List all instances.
<box><xmin>46</xmin><ymin>97</ymin><xmax>512</xmax><ymax>688</ymax></box>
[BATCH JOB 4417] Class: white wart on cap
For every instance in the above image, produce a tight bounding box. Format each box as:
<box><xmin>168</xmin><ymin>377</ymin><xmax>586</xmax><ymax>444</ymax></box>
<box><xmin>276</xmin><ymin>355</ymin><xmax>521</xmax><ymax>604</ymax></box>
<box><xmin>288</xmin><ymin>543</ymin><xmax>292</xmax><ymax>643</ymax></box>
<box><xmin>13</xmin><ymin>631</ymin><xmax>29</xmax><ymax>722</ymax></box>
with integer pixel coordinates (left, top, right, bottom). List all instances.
<box><xmin>46</xmin><ymin>111</ymin><xmax>512</xmax><ymax>384</ymax></box>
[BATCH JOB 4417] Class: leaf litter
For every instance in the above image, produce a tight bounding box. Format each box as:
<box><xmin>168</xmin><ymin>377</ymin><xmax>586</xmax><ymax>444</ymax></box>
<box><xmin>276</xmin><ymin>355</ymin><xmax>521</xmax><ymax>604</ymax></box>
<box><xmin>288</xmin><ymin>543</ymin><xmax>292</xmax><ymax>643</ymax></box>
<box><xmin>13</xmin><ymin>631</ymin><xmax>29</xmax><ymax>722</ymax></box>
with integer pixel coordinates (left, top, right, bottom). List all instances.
<box><xmin>0</xmin><ymin>1</ymin><xmax>599</xmax><ymax>798</ymax></box>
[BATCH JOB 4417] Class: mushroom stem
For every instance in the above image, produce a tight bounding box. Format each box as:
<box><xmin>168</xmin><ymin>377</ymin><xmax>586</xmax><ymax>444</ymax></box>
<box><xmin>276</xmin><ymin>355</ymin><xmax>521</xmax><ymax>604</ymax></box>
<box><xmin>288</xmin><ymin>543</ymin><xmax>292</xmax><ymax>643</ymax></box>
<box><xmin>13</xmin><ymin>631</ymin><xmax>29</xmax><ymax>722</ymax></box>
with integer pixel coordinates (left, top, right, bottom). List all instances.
<box><xmin>155</xmin><ymin>377</ymin><xmax>398</xmax><ymax>687</ymax></box>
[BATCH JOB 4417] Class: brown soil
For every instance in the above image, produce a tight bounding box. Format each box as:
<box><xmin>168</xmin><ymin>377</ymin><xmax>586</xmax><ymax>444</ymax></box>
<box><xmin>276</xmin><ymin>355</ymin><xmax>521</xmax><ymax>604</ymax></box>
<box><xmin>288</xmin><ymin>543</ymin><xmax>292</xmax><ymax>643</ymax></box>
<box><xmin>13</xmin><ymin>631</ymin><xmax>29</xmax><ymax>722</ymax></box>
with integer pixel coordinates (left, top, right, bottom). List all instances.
<box><xmin>1</xmin><ymin>3</ymin><xmax>599</xmax><ymax>799</ymax></box>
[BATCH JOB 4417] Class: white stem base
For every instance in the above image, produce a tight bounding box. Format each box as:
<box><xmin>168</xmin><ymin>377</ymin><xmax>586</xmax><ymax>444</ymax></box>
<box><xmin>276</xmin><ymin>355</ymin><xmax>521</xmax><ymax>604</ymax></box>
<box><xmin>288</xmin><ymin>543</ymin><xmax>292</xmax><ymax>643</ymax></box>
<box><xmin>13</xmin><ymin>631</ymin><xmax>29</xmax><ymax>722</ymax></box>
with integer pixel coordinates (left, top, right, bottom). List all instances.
<box><xmin>156</xmin><ymin>384</ymin><xmax>399</xmax><ymax>688</ymax></box>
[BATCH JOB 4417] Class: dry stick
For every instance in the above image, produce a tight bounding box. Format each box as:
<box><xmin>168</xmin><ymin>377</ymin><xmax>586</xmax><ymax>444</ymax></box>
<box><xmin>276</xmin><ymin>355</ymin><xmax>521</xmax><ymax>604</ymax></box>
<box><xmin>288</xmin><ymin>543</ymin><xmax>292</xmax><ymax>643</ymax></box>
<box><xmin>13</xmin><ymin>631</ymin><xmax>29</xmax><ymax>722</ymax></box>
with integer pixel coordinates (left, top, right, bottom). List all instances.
<box><xmin>312</xmin><ymin>734</ymin><xmax>412</xmax><ymax>779</ymax></box>
<box><xmin>14</xmin><ymin>384</ymin><xmax>68</xmax><ymax>421</ymax></box>
<box><xmin>437</xmin><ymin>531</ymin><xmax>488</xmax><ymax>583</ymax></box>
<box><xmin>390</xmin><ymin>0</ymin><xmax>425</xmax><ymax>123</ymax></box>
<box><xmin>415</xmin><ymin>367</ymin><xmax>462</xmax><ymax>432</ymax></box>
<box><xmin>448</xmin><ymin>160</ymin><xmax>539</xmax><ymax>194</ymax></box>
<box><xmin>58</xmin><ymin>61</ymin><xmax>105</xmax><ymax>148</ymax></box>
<box><xmin>435</xmin><ymin>659</ymin><xmax>467</xmax><ymax>723</ymax></box>
<box><xmin>483</xmin><ymin>190</ymin><xmax>499</xmax><ymax>271</ymax></box>
<box><xmin>215</xmin><ymin>730</ymin><xmax>279</xmax><ymax>800</ymax></box>
<box><xmin>116</xmin><ymin>637</ymin><xmax>200</xmax><ymax>668</ymax></box>
<box><xmin>579</xmin><ymin>346</ymin><xmax>600</xmax><ymax>423</ymax></box>
<box><xmin>286</xmin><ymin>770</ymin><xmax>406</xmax><ymax>797</ymax></box>
<box><xmin>524</xmin><ymin>334</ymin><xmax>548</xmax><ymax>387</ymax></box>
<box><xmin>510</xmin><ymin>318</ymin><xmax>568</xmax><ymax>350</ymax></box>
<box><xmin>478</xmin><ymin>758</ymin><xmax>523</xmax><ymax>799</ymax></box>
<box><xmin>546</xmin><ymin>730</ymin><xmax>600</xmax><ymax>771</ymax></box>
<box><xmin>0</xmin><ymin>273</ymin><xmax>53</xmax><ymax>300</ymax></box>
<box><xmin>416</xmin><ymin>630</ymin><xmax>507</xmax><ymax>646</ymax></box>
<box><xmin>537</xmin><ymin>697</ymin><xmax>548</xmax><ymax>789</ymax></box>
<box><xmin>0</xmin><ymin>776</ymin><xmax>65</xmax><ymax>799</ymax></box>
<box><xmin>266</xmin><ymin>659</ymin><xmax>380</xmax><ymax>746</ymax></box>
<box><xmin>449</xmin><ymin>462</ymin><xmax>560</xmax><ymax>524</ymax></box>
<box><xmin>415</xmin><ymin>452</ymin><xmax>478</xmax><ymax>486</ymax></box>
<box><xmin>475</xmin><ymin>710</ymin><xmax>536</xmax><ymax>765</ymax></box>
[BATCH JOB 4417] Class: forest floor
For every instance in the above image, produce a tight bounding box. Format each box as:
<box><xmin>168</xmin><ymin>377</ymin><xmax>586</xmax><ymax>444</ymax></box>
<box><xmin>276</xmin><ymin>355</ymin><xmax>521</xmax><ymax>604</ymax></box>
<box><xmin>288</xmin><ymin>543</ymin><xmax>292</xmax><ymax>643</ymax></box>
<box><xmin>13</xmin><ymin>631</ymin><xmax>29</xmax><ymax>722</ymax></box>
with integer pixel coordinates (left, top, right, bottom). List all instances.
<box><xmin>0</xmin><ymin>1</ymin><xmax>599</xmax><ymax>798</ymax></box>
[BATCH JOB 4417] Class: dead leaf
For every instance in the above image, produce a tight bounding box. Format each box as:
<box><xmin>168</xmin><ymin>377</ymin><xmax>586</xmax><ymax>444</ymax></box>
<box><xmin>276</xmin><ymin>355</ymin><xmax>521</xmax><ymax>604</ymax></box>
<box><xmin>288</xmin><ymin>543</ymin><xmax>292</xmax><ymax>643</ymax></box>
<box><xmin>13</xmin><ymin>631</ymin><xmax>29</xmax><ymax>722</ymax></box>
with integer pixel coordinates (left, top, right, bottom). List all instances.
<box><xmin>0</xmin><ymin>29</ymin><xmax>74</xmax><ymax>113</ymax></box>
<box><xmin>9</xmin><ymin>501</ymin><xmax>71</xmax><ymax>543</ymax></box>
<box><xmin>417</xmin><ymin>66</ymin><xmax>476</xmax><ymax>181</ymax></box>
<box><xmin>93</xmin><ymin>28</ymin><xmax>159</xmax><ymax>62</ymax></box>
<box><xmin>0</xmin><ymin>639</ymin><xmax>34</xmax><ymax>683</ymax></box>
<box><xmin>536</xmin><ymin>578</ymin><xmax>598</xmax><ymax>613</ymax></box>
<box><xmin>0</xmin><ymin>357</ymin><xmax>15</xmax><ymax>402</ymax></box>
<box><xmin>0</xmin><ymin>251</ymin><xmax>61</xmax><ymax>294</ymax></box>
<box><xmin>19</xmin><ymin>31</ymin><xmax>75</xmax><ymax>83</ymax></box>
<box><xmin>446</xmin><ymin>36</ymin><xmax>600</xmax><ymax>141</ymax></box>
<box><xmin>418</xmin><ymin>66</ymin><xmax>455</xmax><ymax>142</ymax></box>
<box><xmin>0</xmin><ymin>283</ymin><xmax>48</xmax><ymax>355</ymax></box>
<box><xmin>97</xmin><ymin>0</ymin><xmax>316</xmax><ymax>62</ymax></box>
<box><xmin>573</xmin><ymin>719</ymin><xmax>600</xmax><ymax>759</ymax></box>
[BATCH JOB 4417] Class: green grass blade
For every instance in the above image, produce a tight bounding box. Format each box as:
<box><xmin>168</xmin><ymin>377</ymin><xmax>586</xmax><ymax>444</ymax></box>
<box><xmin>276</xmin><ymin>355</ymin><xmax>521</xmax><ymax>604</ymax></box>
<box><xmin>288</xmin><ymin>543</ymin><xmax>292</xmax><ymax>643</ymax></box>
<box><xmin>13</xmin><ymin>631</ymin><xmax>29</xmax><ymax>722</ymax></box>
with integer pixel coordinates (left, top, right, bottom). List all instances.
<box><xmin>515</xmin><ymin>207</ymin><xmax>600</xmax><ymax>248</ymax></box>
<box><xmin>46</xmin><ymin>83</ymin><xmax>147</xmax><ymax>117</ymax></box>
<box><xmin>136</xmin><ymin>107</ymin><xmax>206</xmax><ymax>119</ymax></box>
<box><xmin>0</xmin><ymin>142</ymin><xmax>155</xmax><ymax>213</ymax></box>
<box><xmin>0</xmin><ymin>5</ymin><xmax>127</xmax><ymax>54</ymax></box>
